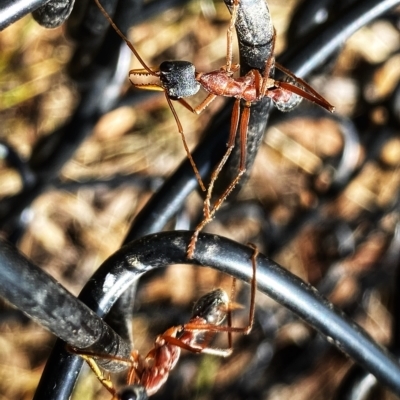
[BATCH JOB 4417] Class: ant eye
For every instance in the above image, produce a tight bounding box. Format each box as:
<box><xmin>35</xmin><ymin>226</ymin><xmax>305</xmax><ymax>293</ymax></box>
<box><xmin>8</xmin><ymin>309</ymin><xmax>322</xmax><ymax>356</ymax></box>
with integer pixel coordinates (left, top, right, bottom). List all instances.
<box><xmin>159</xmin><ymin>61</ymin><xmax>175</xmax><ymax>72</ymax></box>
<box><xmin>118</xmin><ymin>385</ymin><xmax>148</xmax><ymax>400</ymax></box>
<box><xmin>225</xmin><ymin>0</ymin><xmax>236</xmax><ymax>6</ymax></box>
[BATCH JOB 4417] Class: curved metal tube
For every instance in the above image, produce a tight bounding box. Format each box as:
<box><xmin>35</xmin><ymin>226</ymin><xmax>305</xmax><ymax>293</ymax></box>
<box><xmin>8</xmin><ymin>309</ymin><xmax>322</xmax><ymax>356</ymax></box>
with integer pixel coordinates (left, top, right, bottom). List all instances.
<box><xmin>280</xmin><ymin>0</ymin><xmax>400</xmax><ymax>75</ymax></box>
<box><xmin>33</xmin><ymin>0</ymin><xmax>400</xmax><ymax>398</ymax></box>
<box><xmin>0</xmin><ymin>239</ymin><xmax>131</xmax><ymax>371</ymax></box>
<box><xmin>0</xmin><ymin>0</ymin><xmax>50</xmax><ymax>30</ymax></box>
<box><xmin>36</xmin><ymin>231</ymin><xmax>400</xmax><ymax>398</ymax></box>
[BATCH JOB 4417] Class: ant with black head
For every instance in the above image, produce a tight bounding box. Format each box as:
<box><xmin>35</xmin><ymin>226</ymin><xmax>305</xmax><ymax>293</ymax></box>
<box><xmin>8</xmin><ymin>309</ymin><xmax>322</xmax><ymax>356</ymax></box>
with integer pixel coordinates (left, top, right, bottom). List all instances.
<box><xmin>94</xmin><ymin>0</ymin><xmax>334</xmax><ymax>258</ymax></box>
<box><xmin>70</xmin><ymin>245</ymin><xmax>259</xmax><ymax>399</ymax></box>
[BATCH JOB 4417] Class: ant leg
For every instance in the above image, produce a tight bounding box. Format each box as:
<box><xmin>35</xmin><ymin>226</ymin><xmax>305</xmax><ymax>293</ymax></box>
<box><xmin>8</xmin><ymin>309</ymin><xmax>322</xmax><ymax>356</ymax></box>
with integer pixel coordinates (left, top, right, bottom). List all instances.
<box><xmin>207</xmin><ymin>101</ymin><xmax>251</xmax><ymax>217</ymax></box>
<box><xmin>187</xmin><ymin>98</ymin><xmax>241</xmax><ymax>259</ymax></box>
<box><xmin>79</xmin><ymin>354</ymin><xmax>118</xmax><ymax>397</ymax></box>
<box><xmin>275</xmin><ymin>62</ymin><xmax>328</xmax><ymax>104</ymax></box>
<box><xmin>187</xmin><ymin>102</ymin><xmax>250</xmax><ymax>255</ymax></box>
<box><xmin>165</xmin><ymin>95</ymin><xmax>207</xmax><ymax>192</ymax></box>
<box><xmin>126</xmin><ymin>351</ymin><xmax>142</xmax><ymax>386</ymax></box>
<box><xmin>158</xmin><ymin>325</ymin><xmax>232</xmax><ymax>356</ymax></box>
<box><xmin>273</xmin><ymin>81</ymin><xmax>334</xmax><ymax>112</ymax></box>
<box><xmin>184</xmin><ymin>244</ymin><xmax>258</xmax><ymax>346</ymax></box>
<box><xmin>274</xmin><ymin>63</ymin><xmax>335</xmax><ymax>112</ymax></box>
<box><xmin>163</xmin><ymin>246</ymin><xmax>257</xmax><ymax>358</ymax></box>
<box><xmin>67</xmin><ymin>345</ymin><xmax>136</xmax><ymax>369</ymax></box>
<box><xmin>68</xmin><ymin>346</ymin><xmax>142</xmax><ymax>396</ymax></box>
<box><xmin>245</xmin><ymin>243</ymin><xmax>258</xmax><ymax>334</ymax></box>
<box><xmin>226</xmin><ymin>0</ymin><xmax>240</xmax><ymax>72</ymax></box>
<box><xmin>225</xmin><ymin>274</ymin><xmax>237</xmax><ymax>354</ymax></box>
<box><xmin>203</xmin><ymin>96</ymin><xmax>241</xmax><ymax>204</ymax></box>
<box><xmin>178</xmin><ymin>93</ymin><xmax>218</xmax><ymax>115</ymax></box>
<box><xmin>164</xmin><ymin>89</ymin><xmax>239</xmax><ymax>200</ymax></box>
<box><xmin>160</xmin><ymin>332</ymin><xmax>233</xmax><ymax>357</ymax></box>
<box><xmin>163</xmin><ymin>93</ymin><xmax>219</xmax><ymax>193</ymax></box>
<box><xmin>260</xmin><ymin>28</ymin><xmax>277</xmax><ymax>96</ymax></box>
<box><xmin>94</xmin><ymin>0</ymin><xmax>154</xmax><ymax>75</ymax></box>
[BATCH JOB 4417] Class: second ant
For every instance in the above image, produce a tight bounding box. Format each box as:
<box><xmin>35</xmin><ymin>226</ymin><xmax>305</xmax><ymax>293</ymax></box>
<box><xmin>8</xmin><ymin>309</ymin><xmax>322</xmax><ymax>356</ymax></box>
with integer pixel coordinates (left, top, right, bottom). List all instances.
<box><xmin>70</xmin><ymin>246</ymin><xmax>258</xmax><ymax>399</ymax></box>
<box><xmin>94</xmin><ymin>0</ymin><xmax>334</xmax><ymax>258</ymax></box>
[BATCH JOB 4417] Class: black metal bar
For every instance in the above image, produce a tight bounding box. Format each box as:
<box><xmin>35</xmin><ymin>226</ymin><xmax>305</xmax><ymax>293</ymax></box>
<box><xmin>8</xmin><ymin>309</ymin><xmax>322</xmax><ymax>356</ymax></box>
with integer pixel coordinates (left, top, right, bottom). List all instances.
<box><xmin>0</xmin><ymin>239</ymin><xmax>131</xmax><ymax>371</ymax></box>
<box><xmin>0</xmin><ymin>0</ymin><xmax>133</xmax><ymax>236</ymax></box>
<box><xmin>335</xmin><ymin>366</ymin><xmax>379</xmax><ymax>400</ymax></box>
<box><xmin>0</xmin><ymin>0</ymin><xmax>51</xmax><ymax>30</ymax></box>
<box><xmin>280</xmin><ymin>0</ymin><xmax>400</xmax><ymax>75</ymax></box>
<box><xmin>210</xmin><ymin>0</ymin><xmax>272</xmax><ymax>198</ymax></box>
<box><xmin>335</xmin><ymin>208</ymin><xmax>400</xmax><ymax>399</ymax></box>
<box><xmin>36</xmin><ymin>231</ymin><xmax>400</xmax><ymax>398</ymax></box>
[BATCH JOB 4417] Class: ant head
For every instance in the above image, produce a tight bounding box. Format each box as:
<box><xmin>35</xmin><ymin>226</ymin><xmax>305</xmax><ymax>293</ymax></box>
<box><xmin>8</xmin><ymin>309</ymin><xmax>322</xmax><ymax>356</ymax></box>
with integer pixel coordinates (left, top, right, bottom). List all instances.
<box><xmin>191</xmin><ymin>288</ymin><xmax>230</xmax><ymax>325</ymax></box>
<box><xmin>118</xmin><ymin>384</ymin><xmax>148</xmax><ymax>400</ymax></box>
<box><xmin>159</xmin><ymin>61</ymin><xmax>200</xmax><ymax>99</ymax></box>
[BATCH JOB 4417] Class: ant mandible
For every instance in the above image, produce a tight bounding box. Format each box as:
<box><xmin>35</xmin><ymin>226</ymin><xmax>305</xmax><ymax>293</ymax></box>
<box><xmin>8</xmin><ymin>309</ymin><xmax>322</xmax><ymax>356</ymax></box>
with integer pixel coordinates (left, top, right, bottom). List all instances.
<box><xmin>70</xmin><ymin>245</ymin><xmax>258</xmax><ymax>399</ymax></box>
<box><xmin>94</xmin><ymin>0</ymin><xmax>334</xmax><ymax>258</ymax></box>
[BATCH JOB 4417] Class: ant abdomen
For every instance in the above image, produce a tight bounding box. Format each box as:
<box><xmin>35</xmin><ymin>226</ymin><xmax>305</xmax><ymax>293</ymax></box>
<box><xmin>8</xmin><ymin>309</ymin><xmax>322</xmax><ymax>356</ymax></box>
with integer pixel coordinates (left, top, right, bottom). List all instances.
<box><xmin>273</xmin><ymin>90</ymin><xmax>303</xmax><ymax>112</ymax></box>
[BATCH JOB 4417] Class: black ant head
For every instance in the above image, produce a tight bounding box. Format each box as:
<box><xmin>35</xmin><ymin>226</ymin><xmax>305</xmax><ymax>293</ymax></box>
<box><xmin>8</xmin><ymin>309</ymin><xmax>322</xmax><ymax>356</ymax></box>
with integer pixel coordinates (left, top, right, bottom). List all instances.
<box><xmin>159</xmin><ymin>61</ymin><xmax>200</xmax><ymax>99</ymax></box>
<box><xmin>191</xmin><ymin>288</ymin><xmax>230</xmax><ymax>325</ymax></box>
<box><xmin>118</xmin><ymin>384</ymin><xmax>148</xmax><ymax>400</ymax></box>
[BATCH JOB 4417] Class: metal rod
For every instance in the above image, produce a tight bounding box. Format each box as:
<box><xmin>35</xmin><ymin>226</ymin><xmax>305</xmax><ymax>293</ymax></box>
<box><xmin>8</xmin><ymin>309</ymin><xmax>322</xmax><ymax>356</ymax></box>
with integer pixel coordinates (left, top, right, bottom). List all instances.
<box><xmin>0</xmin><ymin>239</ymin><xmax>131</xmax><ymax>372</ymax></box>
<box><xmin>0</xmin><ymin>0</ymin><xmax>50</xmax><ymax>30</ymax></box>
<box><xmin>36</xmin><ymin>231</ymin><xmax>400</xmax><ymax>398</ymax></box>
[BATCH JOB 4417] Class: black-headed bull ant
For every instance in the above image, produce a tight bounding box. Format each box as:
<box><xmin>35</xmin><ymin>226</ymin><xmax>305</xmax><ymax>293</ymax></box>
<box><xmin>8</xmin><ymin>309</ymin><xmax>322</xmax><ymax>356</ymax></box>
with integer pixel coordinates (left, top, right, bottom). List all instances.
<box><xmin>94</xmin><ymin>0</ymin><xmax>334</xmax><ymax>258</ymax></box>
<box><xmin>69</xmin><ymin>246</ymin><xmax>258</xmax><ymax>399</ymax></box>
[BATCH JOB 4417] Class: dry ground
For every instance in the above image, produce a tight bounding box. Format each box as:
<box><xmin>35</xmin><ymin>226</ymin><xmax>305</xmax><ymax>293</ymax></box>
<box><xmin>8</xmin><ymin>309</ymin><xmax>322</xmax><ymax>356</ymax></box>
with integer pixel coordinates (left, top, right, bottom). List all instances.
<box><xmin>0</xmin><ymin>0</ymin><xmax>400</xmax><ymax>399</ymax></box>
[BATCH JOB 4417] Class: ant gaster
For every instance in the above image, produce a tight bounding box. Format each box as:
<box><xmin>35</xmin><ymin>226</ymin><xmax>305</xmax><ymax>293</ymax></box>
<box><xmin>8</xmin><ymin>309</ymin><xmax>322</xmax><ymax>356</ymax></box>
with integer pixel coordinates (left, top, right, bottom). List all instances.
<box><xmin>70</xmin><ymin>246</ymin><xmax>258</xmax><ymax>398</ymax></box>
<box><xmin>94</xmin><ymin>0</ymin><xmax>334</xmax><ymax>258</ymax></box>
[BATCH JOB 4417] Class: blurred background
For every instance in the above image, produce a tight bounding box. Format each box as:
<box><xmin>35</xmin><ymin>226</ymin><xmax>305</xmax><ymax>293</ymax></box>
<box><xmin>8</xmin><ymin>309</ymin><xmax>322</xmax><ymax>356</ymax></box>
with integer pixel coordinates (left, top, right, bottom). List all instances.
<box><xmin>1</xmin><ymin>0</ymin><xmax>400</xmax><ymax>399</ymax></box>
